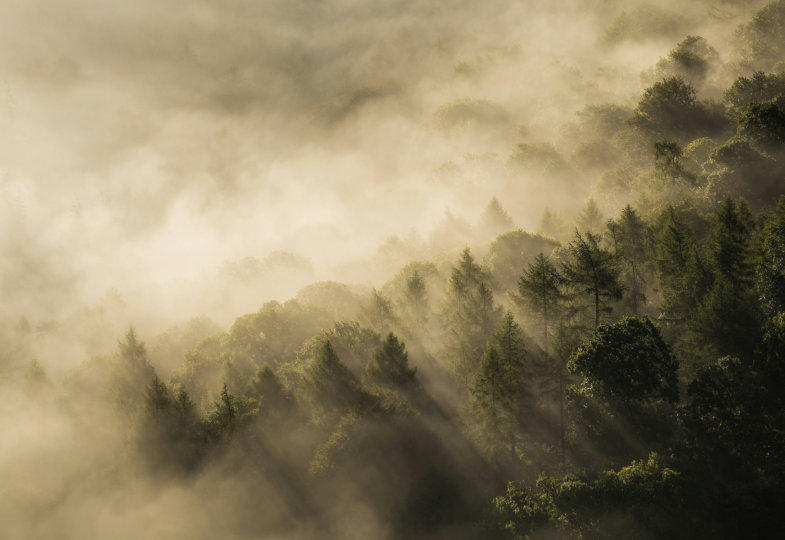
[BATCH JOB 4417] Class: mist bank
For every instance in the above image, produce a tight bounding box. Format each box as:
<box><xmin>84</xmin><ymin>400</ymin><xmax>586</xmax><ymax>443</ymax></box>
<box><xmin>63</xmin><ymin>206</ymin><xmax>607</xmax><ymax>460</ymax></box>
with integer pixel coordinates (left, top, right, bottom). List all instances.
<box><xmin>0</xmin><ymin>0</ymin><xmax>766</xmax><ymax>326</ymax></box>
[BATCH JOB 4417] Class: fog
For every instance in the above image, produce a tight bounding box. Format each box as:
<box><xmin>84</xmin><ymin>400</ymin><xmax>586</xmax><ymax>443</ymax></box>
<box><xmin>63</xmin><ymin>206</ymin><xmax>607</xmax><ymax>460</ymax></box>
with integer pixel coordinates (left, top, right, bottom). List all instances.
<box><xmin>0</xmin><ymin>0</ymin><xmax>741</xmax><ymax>323</ymax></box>
<box><xmin>0</xmin><ymin>0</ymin><xmax>778</xmax><ymax>538</ymax></box>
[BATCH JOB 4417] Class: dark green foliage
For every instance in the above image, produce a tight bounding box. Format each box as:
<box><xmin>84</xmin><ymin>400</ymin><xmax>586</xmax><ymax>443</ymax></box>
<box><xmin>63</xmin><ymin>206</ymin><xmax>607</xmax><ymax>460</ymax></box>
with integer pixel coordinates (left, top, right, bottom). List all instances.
<box><xmin>706</xmin><ymin>197</ymin><xmax>755</xmax><ymax>286</ymax></box>
<box><xmin>469</xmin><ymin>312</ymin><xmax>532</xmax><ymax>466</ymax></box>
<box><xmin>737</xmin><ymin>0</ymin><xmax>785</xmax><ymax>72</ymax></box>
<box><xmin>366</xmin><ymin>333</ymin><xmax>417</xmax><ymax>389</ymax></box>
<box><xmin>445</xmin><ymin>248</ymin><xmax>502</xmax><ymax>387</ymax></box>
<box><xmin>208</xmin><ymin>384</ymin><xmax>240</xmax><ymax>439</ymax></box>
<box><xmin>226</xmin><ymin>300</ymin><xmax>330</xmax><ymax>373</ymax></box>
<box><xmin>654</xmin><ymin>139</ymin><xmax>693</xmax><ymax>184</ymax></box>
<box><xmin>630</xmin><ymin>77</ymin><xmax>730</xmax><ymax>142</ymax></box>
<box><xmin>569</xmin><ymin>317</ymin><xmax>678</xmax><ymax>405</ymax></box>
<box><xmin>738</xmin><ymin>100</ymin><xmax>785</xmax><ymax>148</ymax></box>
<box><xmin>490</xmin><ymin>453</ymin><xmax>682</xmax><ymax>540</ymax></box>
<box><xmin>305</xmin><ymin>340</ymin><xmax>374</xmax><ymax>416</ymax></box>
<box><xmin>693</xmin><ymin>198</ymin><xmax>761</xmax><ymax>359</ymax></box>
<box><xmin>607</xmin><ymin>205</ymin><xmax>653</xmax><ymax>315</ymax></box>
<box><xmin>294</xmin><ymin>321</ymin><xmax>382</xmax><ymax>381</ymax></box>
<box><xmin>561</xmin><ymin>231</ymin><xmax>623</xmax><ymax>328</ymax></box>
<box><xmin>653</xmin><ymin>205</ymin><xmax>711</xmax><ymax>321</ymax></box>
<box><xmin>758</xmin><ymin>197</ymin><xmax>785</xmax><ymax>314</ymax></box>
<box><xmin>469</xmin><ymin>346</ymin><xmax>518</xmax><ymax>462</ymax></box>
<box><xmin>516</xmin><ymin>253</ymin><xmax>565</xmax><ymax>349</ymax></box>
<box><xmin>705</xmin><ymin>137</ymin><xmax>782</xmax><ymax>207</ymax></box>
<box><xmin>725</xmin><ymin>71</ymin><xmax>785</xmax><ymax>113</ymax></box>
<box><xmin>647</xmin><ymin>36</ymin><xmax>718</xmax><ymax>88</ymax></box>
<box><xmin>137</xmin><ymin>376</ymin><xmax>206</xmax><ymax>473</ymax></box>
<box><xmin>245</xmin><ymin>366</ymin><xmax>295</xmax><ymax>423</ymax></box>
<box><xmin>567</xmin><ymin>317</ymin><xmax>678</xmax><ymax>466</ymax></box>
<box><xmin>630</xmin><ymin>78</ymin><xmax>696</xmax><ymax>138</ymax></box>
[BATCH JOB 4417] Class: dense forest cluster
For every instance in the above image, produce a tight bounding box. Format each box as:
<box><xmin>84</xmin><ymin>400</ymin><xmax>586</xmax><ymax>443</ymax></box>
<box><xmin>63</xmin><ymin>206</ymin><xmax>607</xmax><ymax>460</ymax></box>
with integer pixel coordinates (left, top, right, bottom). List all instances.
<box><xmin>5</xmin><ymin>0</ymin><xmax>785</xmax><ymax>538</ymax></box>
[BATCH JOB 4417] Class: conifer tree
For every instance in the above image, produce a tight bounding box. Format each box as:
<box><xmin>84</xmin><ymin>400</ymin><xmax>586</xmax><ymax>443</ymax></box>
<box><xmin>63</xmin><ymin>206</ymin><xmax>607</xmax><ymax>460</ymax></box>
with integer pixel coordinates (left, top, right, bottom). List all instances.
<box><xmin>444</xmin><ymin>248</ymin><xmax>502</xmax><ymax>387</ymax></box>
<box><xmin>561</xmin><ymin>232</ymin><xmax>623</xmax><ymax>328</ymax></box>
<box><xmin>516</xmin><ymin>253</ymin><xmax>565</xmax><ymax>351</ymax></box>
<box><xmin>366</xmin><ymin>333</ymin><xmax>417</xmax><ymax>389</ymax></box>
<box><xmin>469</xmin><ymin>346</ymin><xmax>518</xmax><ymax>461</ymax></box>
<box><xmin>404</xmin><ymin>269</ymin><xmax>429</xmax><ymax>328</ymax></box>
<box><xmin>576</xmin><ymin>199</ymin><xmax>604</xmax><ymax>234</ymax></box>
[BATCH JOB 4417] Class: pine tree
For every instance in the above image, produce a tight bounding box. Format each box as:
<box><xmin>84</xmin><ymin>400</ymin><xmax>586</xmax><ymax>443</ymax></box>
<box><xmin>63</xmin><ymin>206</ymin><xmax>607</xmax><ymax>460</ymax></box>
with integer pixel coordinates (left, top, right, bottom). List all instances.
<box><xmin>366</xmin><ymin>332</ymin><xmax>417</xmax><ymax>389</ymax></box>
<box><xmin>480</xmin><ymin>196</ymin><xmax>515</xmax><ymax>237</ymax></box>
<box><xmin>516</xmin><ymin>253</ymin><xmax>565</xmax><ymax>351</ymax></box>
<box><xmin>363</xmin><ymin>288</ymin><xmax>397</xmax><ymax>335</ymax></box>
<box><xmin>469</xmin><ymin>346</ymin><xmax>518</xmax><ymax>462</ymax></box>
<box><xmin>653</xmin><ymin>205</ymin><xmax>708</xmax><ymax>320</ymax></box>
<box><xmin>245</xmin><ymin>366</ymin><xmax>295</xmax><ymax>422</ymax></box>
<box><xmin>609</xmin><ymin>205</ymin><xmax>652</xmax><ymax>314</ymax></box>
<box><xmin>404</xmin><ymin>270</ymin><xmax>429</xmax><ymax>329</ymax></box>
<box><xmin>576</xmin><ymin>199</ymin><xmax>604</xmax><ymax>234</ymax></box>
<box><xmin>305</xmin><ymin>340</ymin><xmax>371</xmax><ymax>415</ymax></box>
<box><xmin>444</xmin><ymin>248</ymin><xmax>502</xmax><ymax>387</ymax></box>
<box><xmin>758</xmin><ymin>197</ymin><xmax>785</xmax><ymax>315</ymax></box>
<box><xmin>561</xmin><ymin>231</ymin><xmax>623</xmax><ymax>328</ymax></box>
<box><xmin>693</xmin><ymin>198</ymin><xmax>761</xmax><ymax>359</ymax></box>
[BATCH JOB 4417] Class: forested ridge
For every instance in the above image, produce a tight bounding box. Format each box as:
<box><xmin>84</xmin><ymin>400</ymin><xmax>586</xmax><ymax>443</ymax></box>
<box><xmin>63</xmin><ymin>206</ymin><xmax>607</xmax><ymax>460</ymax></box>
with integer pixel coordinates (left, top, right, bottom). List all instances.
<box><xmin>5</xmin><ymin>1</ymin><xmax>785</xmax><ymax>538</ymax></box>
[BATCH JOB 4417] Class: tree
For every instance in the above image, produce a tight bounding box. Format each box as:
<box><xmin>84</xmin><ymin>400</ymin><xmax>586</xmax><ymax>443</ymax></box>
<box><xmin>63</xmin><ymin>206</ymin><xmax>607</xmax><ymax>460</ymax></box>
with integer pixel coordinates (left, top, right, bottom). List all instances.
<box><xmin>362</xmin><ymin>288</ymin><xmax>397</xmax><ymax>335</ymax></box>
<box><xmin>403</xmin><ymin>270</ymin><xmax>429</xmax><ymax>329</ymax></box>
<box><xmin>725</xmin><ymin>71</ymin><xmax>785</xmax><ymax>114</ymax></box>
<box><xmin>494</xmin><ymin>312</ymin><xmax>527</xmax><ymax>376</ymax></box>
<box><xmin>144</xmin><ymin>374</ymin><xmax>172</xmax><ymax>420</ymax></box>
<box><xmin>738</xmin><ymin>101</ymin><xmax>785</xmax><ymax>149</ymax></box>
<box><xmin>245</xmin><ymin>366</ymin><xmax>295</xmax><ymax>423</ymax></box>
<box><xmin>120</xmin><ymin>326</ymin><xmax>148</xmax><ymax>366</ymax></box>
<box><xmin>690</xmin><ymin>197</ymin><xmax>761</xmax><ymax>360</ymax></box>
<box><xmin>366</xmin><ymin>333</ymin><xmax>417</xmax><ymax>389</ymax></box>
<box><xmin>469</xmin><ymin>346</ymin><xmax>518</xmax><ymax>462</ymax></box>
<box><xmin>305</xmin><ymin>340</ymin><xmax>372</xmax><ymax>416</ymax></box>
<box><xmin>630</xmin><ymin>77</ymin><xmax>699</xmax><ymax>140</ymax></box>
<box><xmin>567</xmin><ymin>317</ymin><xmax>678</xmax><ymax>465</ymax></box>
<box><xmin>516</xmin><ymin>253</ymin><xmax>565</xmax><ymax>350</ymax></box>
<box><xmin>444</xmin><ymin>248</ymin><xmax>502</xmax><ymax>387</ymax></box>
<box><xmin>561</xmin><ymin>231</ymin><xmax>623</xmax><ymax>328</ymax></box>
<box><xmin>576</xmin><ymin>198</ymin><xmax>604</xmax><ymax>234</ymax></box>
<box><xmin>653</xmin><ymin>205</ymin><xmax>709</xmax><ymax>321</ymax></box>
<box><xmin>479</xmin><ymin>197</ymin><xmax>514</xmax><ymax>238</ymax></box>
<box><xmin>113</xmin><ymin>326</ymin><xmax>156</xmax><ymax>415</ymax></box>
<box><xmin>210</xmin><ymin>384</ymin><xmax>238</xmax><ymax>440</ymax></box>
<box><xmin>646</xmin><ymin>35</ymin><xmax>717</xmax><ymax>88</ymax></box>
<box><xmin>758</xmin><ymin>197</ymin><xmax>785</xmax><ymax>315</ymax></box>
<box><xmin>654</xmin><ymin>139</ymin><xmax>692</xmax><ymax>184</ymax></box>
<box><xmin>489</xmin><ymin>453</ymin><xmax>683</xmax><ymax>540</ymax></box>
<box><xmin>608</xmin><ymin>205</ymin><xmax>653</xmax><ymax>315</ymax></box>
<box><xmin>569</xmin><ymin>317</ymin><xmax>678</xmax><ymax>405</ymax></box>
<box><xmin>486</xmin><ymin>230</ymin><xmax>559</xmax><ymax>294</ymax></box>
<box><xmin>737</xmin><ymin>0</ymin><xmax>785</xmax><ymax>72</ymax></box>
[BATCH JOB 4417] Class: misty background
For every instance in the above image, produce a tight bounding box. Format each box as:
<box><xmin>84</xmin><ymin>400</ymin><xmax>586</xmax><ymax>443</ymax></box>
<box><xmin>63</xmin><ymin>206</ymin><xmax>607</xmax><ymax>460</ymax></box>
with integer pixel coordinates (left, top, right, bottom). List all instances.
<box><xmin>0</xmin><ymin>0</ymin><xmax>740</xmax><ymax>328</ymax></box>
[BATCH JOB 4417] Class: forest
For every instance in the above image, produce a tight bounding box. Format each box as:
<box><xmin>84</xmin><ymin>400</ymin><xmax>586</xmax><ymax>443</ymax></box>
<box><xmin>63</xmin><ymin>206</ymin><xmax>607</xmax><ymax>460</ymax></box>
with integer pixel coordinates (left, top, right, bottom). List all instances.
<box><xmin>3</xmin><ymin>0</ymin><xmax>785</xmax><ymax>538</ymax></box>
